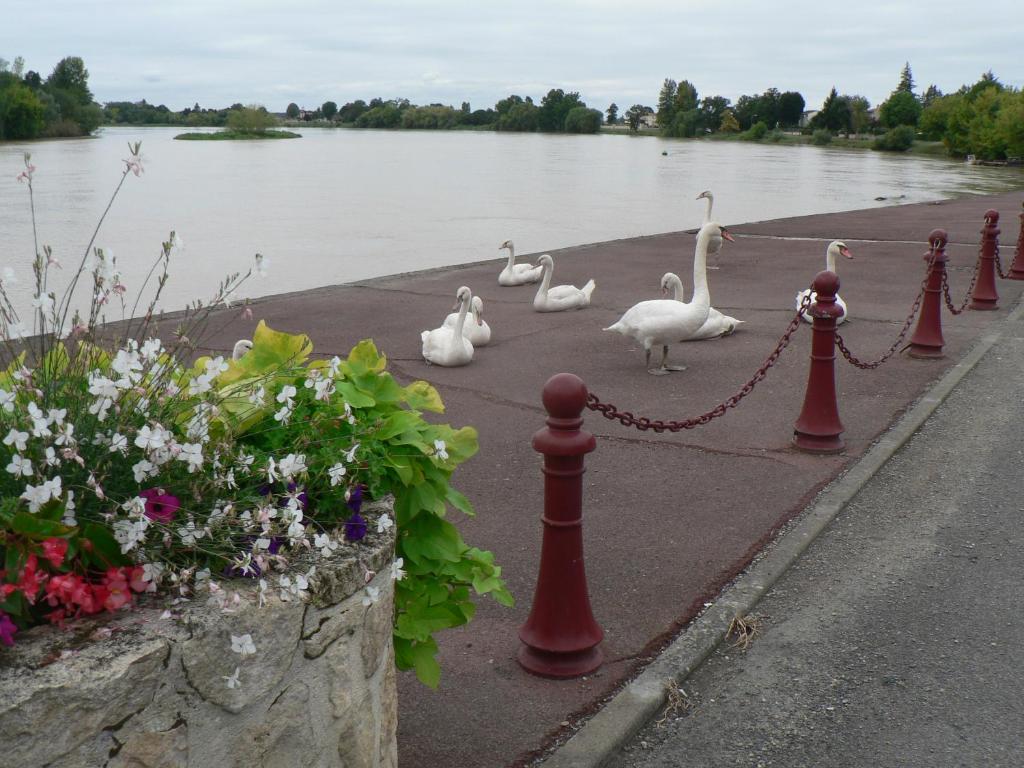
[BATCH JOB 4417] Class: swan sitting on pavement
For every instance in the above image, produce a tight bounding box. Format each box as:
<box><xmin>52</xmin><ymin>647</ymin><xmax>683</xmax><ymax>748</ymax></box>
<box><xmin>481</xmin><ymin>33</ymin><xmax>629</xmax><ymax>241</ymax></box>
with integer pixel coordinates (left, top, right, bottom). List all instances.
<box><xmin>796</xmin><ymin>240</ymin><xmax>853</xmax><ymax>324</ymax></box>
<box><xmin>442</xmin><ymin>295</ymin><xmax>491</xmax><ymax>346</ymax></box>
<box><xmin>660</xmin><ymin>273</ymin><xmax>744</xmax><ymax>339</ymax></box>
<box><xmin>604</xmin><ymin>222</ymin><xmax>732</xmax><ymax>374</ymax></box>
<box><xmin>421</xmin><ymin>286</ymin><xmax>475</xmax><ymax>366</ymax></box>
<box><xmin>232</xmin><ymin>340</ymin><xmax>253</xmax><ymax>360</ymax></box>
<box><xmin>498</xmin><ymin>240</ymin><xmax>544</xmax><ymax>286</ymax></box>
<box><xmin>533</xmin><ymin>254</ymin><xmax>596</xmax><ymax>312</ymax></box>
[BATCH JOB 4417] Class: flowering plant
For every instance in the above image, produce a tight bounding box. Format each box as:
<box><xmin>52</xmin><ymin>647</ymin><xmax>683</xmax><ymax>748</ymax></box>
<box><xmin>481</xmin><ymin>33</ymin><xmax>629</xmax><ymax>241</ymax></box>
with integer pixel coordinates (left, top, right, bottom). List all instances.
<box><xmin>0</xmin><ymin>148</ymin><xmax>510</xmax><ymax>687</ymax></box>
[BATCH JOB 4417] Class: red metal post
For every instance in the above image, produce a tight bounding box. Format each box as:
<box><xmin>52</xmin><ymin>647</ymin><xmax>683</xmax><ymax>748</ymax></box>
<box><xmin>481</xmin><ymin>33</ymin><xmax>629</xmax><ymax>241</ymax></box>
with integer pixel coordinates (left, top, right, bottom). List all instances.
<box><xmin>970</xmin><ymin>209</ymin><xmax>1000</xmax><ymax>310</ymax></box>
<box><xmin>793</xmin><ymin>270</ymin><xmax>845</xmax><ymax>454</ymax></box>
<box><xmin>908</xmin><ymin>229</ymin><xmax>949</xmax><ymax>359</ymax></box>
<box><xmin>1008</xmin><ymin>202</ymin><xmax>1024</xmax><ymax>280</ymax></box>
<box><xmin>518</xmin><ymin>373</ymin><xmax>604</xmax><ymax>678</ymax></box>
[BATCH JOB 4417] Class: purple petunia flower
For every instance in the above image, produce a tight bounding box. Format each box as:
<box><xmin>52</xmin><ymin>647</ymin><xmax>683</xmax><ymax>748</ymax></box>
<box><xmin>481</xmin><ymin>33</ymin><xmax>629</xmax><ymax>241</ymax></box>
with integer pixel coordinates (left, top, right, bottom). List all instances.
<box><xmin>0</xmin><ymin>611</ymin><xmax>17</xmax><ymax>647</ymax></box>
<box><xmin>347</xmin><ymin>484</ymin><xmax>364</xmax><ymax>514</ymax></box>
<box><xmin>344</xmin><ymin>513</ymin><xmax>367</xmax><ymax>542</ymax></box>
<box><xmin>139</xmin><ymin>488</ymin><xmax>181</xmax><ymax>524</ymax></box>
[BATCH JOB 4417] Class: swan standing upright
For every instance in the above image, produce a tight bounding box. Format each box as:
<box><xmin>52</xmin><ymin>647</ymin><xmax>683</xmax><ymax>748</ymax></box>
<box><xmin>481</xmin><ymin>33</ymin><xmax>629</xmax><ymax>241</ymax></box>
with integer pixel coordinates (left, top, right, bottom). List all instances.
<box><xmin>696</xmin><ymin>190</ymin><xmax>724</xmax><ymax>268</ymax></box>
<box><xmin>421</xmin><ymin>286</ymin><xmax>475</xmax><ymax>366</ymax></box>
<box><xmin>796</xmin><ymin>240</ymin><xmax>854</xmax><ymax>324</ymax></box>
<box><xmin>442</xmin><ymin>295</ymin><xmax>491</xmax><ymax>346</ymax></box>
<box><xmin>533</xmin><ymin>254</ymin><xmax>596</xmax><ymax>312</ymax></box>
<box><xmin>605</xmin><ymin>222</ymin><xmax>734</xmax><ymax>374</ymax></box>
<box><xmin>660</xmin><ymin>273</ymin><xmax>744</xmax><ymax>339</ymax></box>
<box><xmin>498</xmin><ymin>240</ymin><xmax>544</xmax><ymax>286</ymax></box>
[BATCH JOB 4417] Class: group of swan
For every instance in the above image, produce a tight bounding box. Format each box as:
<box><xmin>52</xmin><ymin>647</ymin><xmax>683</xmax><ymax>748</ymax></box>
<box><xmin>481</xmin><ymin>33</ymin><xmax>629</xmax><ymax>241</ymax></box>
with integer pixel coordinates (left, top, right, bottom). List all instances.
<box><xmin>500</xmin><ymin>240</ymin><xmax>596</xmax><ymax>311</ymax></box>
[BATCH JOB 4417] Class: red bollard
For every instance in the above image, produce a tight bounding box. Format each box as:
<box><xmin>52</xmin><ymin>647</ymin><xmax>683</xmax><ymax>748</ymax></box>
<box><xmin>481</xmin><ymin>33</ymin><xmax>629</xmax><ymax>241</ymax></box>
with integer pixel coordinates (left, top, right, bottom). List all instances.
<box><xmin>1008</xmin><ymin>202</ymin><xmax>1024</xmax><ymax>280</ymax></box>
<box><xmin>518</xmin><ymin>373</ymin><xmax>604</xmax><ymax>678</ymax></box>
<box><xmin>970</xmin><ymin>209</ymin><xmax>1000</xmax><ymax>310</ymax></box>
<box><xmin>908</xmin><ymin>229</ymin><xmax>949</xmax><ymax>359</ymax></box>
<box><xmin>793</xmin><ymin>270</ymin><xmax>845</xmax><ymax>454</ymax></box>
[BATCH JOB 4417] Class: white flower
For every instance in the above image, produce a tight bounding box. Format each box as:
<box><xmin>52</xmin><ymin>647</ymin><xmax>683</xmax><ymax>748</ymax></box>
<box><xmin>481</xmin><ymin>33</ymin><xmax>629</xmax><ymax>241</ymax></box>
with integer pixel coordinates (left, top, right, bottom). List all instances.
<box><xmin>277</xmin><ymin>453</ymin><xmax>307</xmax><ymax>479</ymax></box>
<box><xmin>390</xmin><ymin>558</ymin><xmax>406</xmax><ymax>581</ymax></box>
<box><xmin>188</xmin><ymin>373</ymin><xmax>213</xmax><ymax>396</ymax></box>
<box><xmin>433</xmin><ymin>439</ymin><xmax>449</xmax><ymax>460</ymax></box>
<box><xmin>314</xmin><ymin>532</ymin><xmax>339</xmax><ymax>557</ymax></box>
<box><xmin>3</xmin><ymin>428</ymin><xmax>28</xmax><ymax>452</ymax></box>
<box><xmin>377</xmin><ymin>514</ymin><xmax>394</xmax><ymax>534</ymax></box>
<box><xmin>274</xmin><ymin>403</ymin><xmax>292</xmax><ymax>424</ymax></box>
<box><xmin>62</xmin><ymin>490</ymin><xmax>76</xmax><ymax>526</ymax></box>
<box><xmin>230</xmin><ymin>633</ymin><xmax>257</xmax><ymax>657</ymax></box>
<box><xmin>223</xmin><ymin>666</ymin><xmax>242</xmax><ymax>690</ymax></box>
<box><xmin>276</xmin><ymin>384</ymin><xmax>297</xmax><ymax>404</ymax></box>
<box><xmin>54</xmin><ymin>423</ymin><xmax>75</xmax><ymax>447</ymax></box>
<box><xmin>344</xmin><ymin>443</ymin><xmax>359</xmax><ymax>463</ymax></box>
<box><xmin>178</xmin><ymin>520</ymin><xmax>205</xmax><ymax>546</ymax></box>
<box><xmin>265</xmin><ymin>457</ymin><xmax>278</xmax><ymax>483</ymax></box>
<box><xmin>0</xmin><ymin>388</ymin><xmax>14</xmax><ymax>412</ymax></box>
<box><xmin>141</xmin><ymin>338</ymin><xmax>163</xmax><ymax>361</ymax></box>
<box><xmin>327</xmin><ymin>462</ymin><xmax>346</xmax><ymax>486</ymax></box>
<box><xmin>121</xmin><ymin>495</ymin><xmax>148</xmax><ymax>517</ymax></box>
<box><xmin>328</xmin><ymin>356</ymin><xmax>341</xmax><ymax>377</ymax></box>
<box><xmin>109</xmin><ymin>433</ymin><xmax>128</xmax><ymax>454</ymax></box>
<box><xmin>179</xmin><ymin>442</ymin><xmax>204</xmax><ymax>473</ymax></box>
<box><xmin>111</xmin><ymin>348</ymin><xmax>143</xmax><ymax>379</ymax></box>
<box><xmin>31</xmin><ymin>292</ymin><xmax>54</xmax><ymax>315</ymax></box>
<box><xmin>132</xmin><ymin>459</ymin><xmax>157</xmax><ymax>483</ymax></box>
<box><xmin>361</xmin><ymin>586</ymin><xmax>381</xmax><ymax>607</ymax></box>
<box><xmin>44</xmin><ymin>447</ymin><xmax>60</xmax><ymax>467</ymax></box>
<box><xmin>313</xmin><ymin>377</ymin><xmax>335</xmax><ymax>401</ymax></box>
<box><xmin>204</xmin><ymin>356</ymin><xmax>228</xmax><ymax>378</ymax></box>
<box><xmin>342</xmin><ymin>402</ymin><xmax>356</xmax><ymax>424</ymax></box>
<box><xmin>20</xmin><ymin>482</ymin><xmax>50</xmax><ymax>512</ymax></box>
<box><xmin>142</xmin><ymin>562</ymin><xmax>164</xmax><ymax>587</ymax></box>
<box><xmin>113</xmin><ymin>517</ymin><xmax>149</xmax><ymax>553</ymax></box>
<box><xmin>135</xmin><ymin>425</ymin><xmax>167</xmax><ymax>452</ymax></box>
<box><xmin>247</xmin><ymin>385</ymin><xmax>265</xmax><ymax>405</ymax></box>
<box><xmin>6</xmin><ymin>454</ymin><xmax>32</xmax><ymax>477</ymax></box>
<box><xmin>46</xmin><ymin>408</ymin><xmax>67</xmax><ymax>427</ymax></box>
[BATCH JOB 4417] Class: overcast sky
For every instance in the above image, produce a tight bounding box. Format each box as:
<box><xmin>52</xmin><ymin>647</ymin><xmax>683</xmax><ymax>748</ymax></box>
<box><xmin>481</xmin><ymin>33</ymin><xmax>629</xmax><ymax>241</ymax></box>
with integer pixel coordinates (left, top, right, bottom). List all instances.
<box><xmin>4</xmin><ymin>0</ymin><xmax>1021</xmax><ymax>114</ymax></box>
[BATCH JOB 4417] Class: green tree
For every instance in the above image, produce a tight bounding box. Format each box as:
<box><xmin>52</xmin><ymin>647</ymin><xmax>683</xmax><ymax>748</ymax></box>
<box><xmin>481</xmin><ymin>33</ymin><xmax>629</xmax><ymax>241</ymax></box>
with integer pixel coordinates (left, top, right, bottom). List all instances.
<box><xmin>810</xmin><ymin>87</ymin><xmax>850</xmax><ymax>133</ymax></box>
<box><xmin>666</xmin><ymin>109</ymin><xmax>701</xmax><ymax>138</ymax></box>
<box><xmin>879</xmin><ymin>90</ymin><xmax>922</xmax><ymax>128</ymax></box>
<box><xmin>872</xmin><ymin>125</ymin><xmax>915</xmax><ymax>151</ymax></box>
<box><xmin>673</xmin><ymin>80</ymin><xmax>698</xmax><ymax>113</ymax></box>
<box><xmin>46</xmin><ymin>56</ymin><xmax>93</xmax><ymax>105</ymax></box>
<box><xmin>285</xmin><ymin>102</ymin><xmax>300</xmax><ymax>119</ymax></box>
<box><xmin>921</xmin><ymin>84</ymin><xmax>943</xmax><ymax>109</ymax></box>
<box><xmin>995</xmin><ymin>92</ymin><xmax>1024</xmax><ymax>158</ymax></box>
<box><xmin>321</xmin><ymin>101</ymin><xmax>338</xmax><ymax>120</ymax></box>
<box><xmin>778</xmin><ymin>91</ymin><xmax>805</xmax><ymax>128</ymax></box>
<box><xmin>563</xmin><ymin>106</ymin><xmax>602</xmax><ymax>133</ymax></box>
<box><xmin>226</xmin><ymin>104</ymin><xmax>276</xmax><ymax>133</ymax></box>
<box><xmin>606</xmin><ymin>102</ymin><xmax>618</xmax><ymax>124</ymax></box>
<box><xmin>538</xmin><ymin>89</ymin><xmax>584</xmax><ymax>132</ymax></box>
<box><xmin>656</xmin><ymin>78</ymin><xmax>677</xmax><ymax>128</ymax></box>
<box><xmin>624</xmin><ymin>104</ymin><xmax>648</xmax><ymax>133</ymax></box>
<box><xmin>733</xmin><ymin>94</ymin><xmax>760</xmax><ymax>130</ymax></box>
<box><xmin>698</xmin><ymin>95</ymin><xmax>730</xmax><ymax>132</ymax></box>
<box><xmin>847</xmin><ymin>95</ymin><xmax>871</xmax><ymax>134</ymax></box>
<box><xmin>897</xmin><ymin>62</ymin><xmax>915</xmax><ymax>94</ymax></box>
<box><xmin>0</xmin><ymin>83</ymin><xmax>46</xmax><ymax>139</ymax></box>
<box><xmin>719</xmin><ymin>109</ymin><xmax>740</xmax><ymax>132</ymax></box>
<box><xmin>495</xmin><ymin>101</ymin><xmax>538</xmax><ymax>132</ymax></box>
<box><xmin>338</xmin><ymin>100</ymin><xmax>368</xmax><ymax>123</ymax></box>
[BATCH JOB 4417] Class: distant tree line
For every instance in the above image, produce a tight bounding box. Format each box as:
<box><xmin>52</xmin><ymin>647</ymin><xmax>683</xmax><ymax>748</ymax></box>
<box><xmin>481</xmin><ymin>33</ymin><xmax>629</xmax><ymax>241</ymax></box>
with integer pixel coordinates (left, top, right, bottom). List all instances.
<box><xmin>0</xmin><ymin>55</ymin><xmax>104</xmax><ymax>140</ymax></box>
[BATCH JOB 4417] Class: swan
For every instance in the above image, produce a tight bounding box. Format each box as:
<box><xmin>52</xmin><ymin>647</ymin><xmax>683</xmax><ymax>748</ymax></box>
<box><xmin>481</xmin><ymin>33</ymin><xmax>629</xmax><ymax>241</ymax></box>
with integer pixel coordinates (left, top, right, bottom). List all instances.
<box><xmin>232</xmin><ymin>339</ymin><xmax>253</xmax><ymax>360</ymax></box>
<box><xmin>796</xmin><ymin>240</ymin><xmax>853</xmax><ymax>324</ymax></box>
<box><xmin>498</xmin><ymin>240</ymin><xmax>544</xmax><ymax>286</ymax></box>
<box><xmin>696</xmin><ymin>190</ymin><xmax>724</xmax><ymax>267</ymax></box>
<box><xmin>660</xmin><ymin>273</ymin><xmax>744</xmax><ymax>339</ymax></box>
<box><xmin>533</xmin><ymin>255</ymin><xmax>596</xmax><ymax>312</ymax></box>
<box><xmin>604</xmin><ymin>222</ymin><xmax>733</xmax><ymax>374</ymax></box>
<box><xmin>442</xmin><ymin>295</ymin><xmax>491</xmax><ymax>346</ymax></box>
<box><xmin>421</xmin><ymin>286</ymin><xmax>475</xmax><ymax>366</ymax></box>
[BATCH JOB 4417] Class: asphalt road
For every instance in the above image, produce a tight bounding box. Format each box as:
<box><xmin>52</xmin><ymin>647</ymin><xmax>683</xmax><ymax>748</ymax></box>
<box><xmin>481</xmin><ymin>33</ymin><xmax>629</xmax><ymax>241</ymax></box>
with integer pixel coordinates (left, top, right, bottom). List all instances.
<box><xmin>610</xmin><ymin>303</ymin><xmax>1024</xmax><ymax>767</ymax></box>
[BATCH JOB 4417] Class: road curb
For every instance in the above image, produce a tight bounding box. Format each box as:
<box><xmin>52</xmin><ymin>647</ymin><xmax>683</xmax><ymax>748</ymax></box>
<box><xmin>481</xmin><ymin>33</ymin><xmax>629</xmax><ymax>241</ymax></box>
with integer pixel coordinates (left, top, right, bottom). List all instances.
<box><xmin>541</xmin><ymin>297</ymin><xmax>1024</xmax><ymax>768</ymax></box>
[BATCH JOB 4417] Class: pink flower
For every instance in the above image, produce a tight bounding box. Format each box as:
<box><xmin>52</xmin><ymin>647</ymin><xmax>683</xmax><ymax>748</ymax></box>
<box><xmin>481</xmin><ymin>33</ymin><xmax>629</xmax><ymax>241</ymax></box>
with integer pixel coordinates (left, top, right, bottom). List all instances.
<box><xmin>140</xmin><ymin>488</ymin><xmax>180</xmax><ymax>523</ymax></box>
<box><xmin>41</xmin><ymin>538</ymin><xmax>69</xmax><ymax>569</ymax></box>
<box><xmin>15</xmin><ymin>164</ymin><xmax>35</xmax><ymax>183</ymax></box>
<box><xmin>102</xmin><ymin>568</ymin><xmax>132</xmax><ymax>611</ymax></box>
<box><xmin>0</xmin><ymin>611</ymin><xmax>17</xmax><ymax>646</ymax></box>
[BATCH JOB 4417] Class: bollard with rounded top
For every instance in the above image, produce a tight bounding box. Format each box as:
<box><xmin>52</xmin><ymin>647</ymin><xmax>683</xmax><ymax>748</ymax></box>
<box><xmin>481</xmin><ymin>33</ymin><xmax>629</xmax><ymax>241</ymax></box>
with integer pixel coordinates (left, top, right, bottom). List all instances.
<box><xmin>1008</xmin><ymin>202</ymin><xmax>1024</xmax><ymax>280</ymax></box>
<box><xmin>793</xmin><ymin>270</ymin><xmax>845</xmax><ymax>454</ymax></box>
<box><xmin>970</xmin><ymin>209</ymin><xmax>1000</xmax><ymax>310</ymax></box>
<box><xmin>518</xmin><ymin>373</ymin><xmax>604</xmax><ymax>678</ymax></box>
<box><xmin>908</xmin><ymin>229</ymin><xmax>948</xmax><ymax>359</ymax></box>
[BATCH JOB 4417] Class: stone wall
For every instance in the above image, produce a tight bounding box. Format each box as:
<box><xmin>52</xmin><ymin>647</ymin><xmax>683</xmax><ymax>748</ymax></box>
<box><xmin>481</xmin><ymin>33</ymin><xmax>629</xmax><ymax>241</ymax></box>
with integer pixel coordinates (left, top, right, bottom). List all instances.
<box><xmin>0</xmin><ymin>503</ymin><xmax>397</xmax><ymax>768</ymax></box>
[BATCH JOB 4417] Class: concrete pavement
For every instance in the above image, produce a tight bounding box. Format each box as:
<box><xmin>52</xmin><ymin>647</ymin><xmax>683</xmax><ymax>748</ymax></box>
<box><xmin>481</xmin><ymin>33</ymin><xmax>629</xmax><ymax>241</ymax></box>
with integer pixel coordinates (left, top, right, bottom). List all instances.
<box><xmin>192</xmin><ymin>189</ymin><xmax>1024</xmax><ymax>767</ymax></box>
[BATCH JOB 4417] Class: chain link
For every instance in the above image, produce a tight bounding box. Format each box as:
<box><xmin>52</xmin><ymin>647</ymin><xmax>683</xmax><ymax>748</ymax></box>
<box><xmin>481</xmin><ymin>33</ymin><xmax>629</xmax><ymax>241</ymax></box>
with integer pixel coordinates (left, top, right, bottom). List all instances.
<box><xmin>942</xmin><ymin>241</ymin><xmax>982</xmax><ymax>315</ymax></box>
<box><xmin>993</xmin><ymin>238</ymin><xmax>1009</xmax><ymax>279</ymax></box>
<box><xmin>585</xmin><ymin>295</ymin><xmax>812</xmax><ymax>433</ymax></box>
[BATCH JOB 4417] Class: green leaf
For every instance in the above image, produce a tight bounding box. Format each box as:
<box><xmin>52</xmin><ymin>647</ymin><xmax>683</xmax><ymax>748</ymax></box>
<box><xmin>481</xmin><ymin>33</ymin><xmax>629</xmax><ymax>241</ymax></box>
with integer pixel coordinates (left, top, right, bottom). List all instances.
<box><xmin>346</xmin><ymin>339</ymin><xmax>387</xmax><ymax>376</ymax></box>
<box><xmin>408</xmin><ymin>637</ymin><xmax>441</xmax><ymax>688</ymax></box>
<box><xmin>10</xmin><ymin>511</ymin><xmax>72</xmax><ymax>540</ymax></box>
<box><xmin>445</xmin><ymin>486</ymin><xmax>475</xmax><ymax>517</ymax></box>
<box><xmin>377</xmin><ymin>411</ymin><xmax>424</xmax><ymax>441</ymax></box>
<box><xmin>81</xmin><ymin>522</ymin><xmax>130</xmax><ymax>569</ymax></box>
<box><xmin>402</xmin><ymin>380</ymin><xmax>445</xmax><ymax>413</ymax></box>
<box><xmin>334</xmin><ymin>381</ymin><xmax>376</xmax><ymax>409</ymax></box>
<box><xmin>216</xmin><ymin>320</ymin><xmax>313</xmax><ymax>387</ymax></box>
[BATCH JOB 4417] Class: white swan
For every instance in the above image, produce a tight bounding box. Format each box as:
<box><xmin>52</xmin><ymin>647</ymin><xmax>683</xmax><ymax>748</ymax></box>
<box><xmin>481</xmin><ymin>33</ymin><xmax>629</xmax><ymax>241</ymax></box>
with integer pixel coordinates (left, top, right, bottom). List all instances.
<box><xmin>796</xmin><ymin>240</ymin><xmax>853</xmax><ymax>324</ymax></box>
<box><xmin>604</xmin><ymin>222</ymin><xmax>732</xmax><ymax>374</ymax></box>
<box><xmin>533</xmin><ymin>254</ymin><xmax>596</xmax><ymax>312</ymax></box>
<box><xmin>696</xmin><ymin>190</ymin><xmax>724</xmax><ymax>266</ymax></box>
<box><xmin>421</xmin><ymin>286</ymin><xmax>475</xmax><ymax>366</ymax></box>
<box><xmin>232</xmin><ymin>339</ymin><xmax>253</xmax><ymax>360</ymax></box>
<box><xmin>442</xmin><ymin>295</ymin><xmax>491</xmax><ymax>346</ymax></box>
<box><xmin>660</xmin><ymin>273</ymin><xmax>744</xmax><ymax>339</ymax></box>
<box><xmin>498</xmin><ymin>240</ymin><xmax>544</xmax><ymax>286</ymax></box>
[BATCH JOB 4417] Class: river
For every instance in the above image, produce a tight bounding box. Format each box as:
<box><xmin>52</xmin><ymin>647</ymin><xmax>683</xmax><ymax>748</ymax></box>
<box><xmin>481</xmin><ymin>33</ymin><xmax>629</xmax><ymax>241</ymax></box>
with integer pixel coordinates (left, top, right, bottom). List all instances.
<box><xmin>1</xmin><ymin>126</ymin><xmax>1021</xmax><ymax>320</ymax></box>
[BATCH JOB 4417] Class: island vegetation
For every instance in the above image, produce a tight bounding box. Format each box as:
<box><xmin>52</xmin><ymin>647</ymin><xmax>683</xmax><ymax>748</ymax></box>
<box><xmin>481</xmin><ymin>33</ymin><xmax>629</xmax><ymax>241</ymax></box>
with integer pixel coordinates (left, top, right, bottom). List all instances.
<box><xmin>2</xmin><ymin>54</ymin><xmax>1021</xmax><ymax>162</ymax></box>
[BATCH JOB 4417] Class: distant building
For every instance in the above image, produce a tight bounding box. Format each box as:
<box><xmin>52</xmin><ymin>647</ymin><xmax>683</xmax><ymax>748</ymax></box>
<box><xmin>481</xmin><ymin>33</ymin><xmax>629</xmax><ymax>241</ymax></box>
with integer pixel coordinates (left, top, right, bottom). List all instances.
<box><xmin>799</xmin><ymin>110</ymin><xmax>819</xmax><ymax>128</ymax></box>
<box><xmin>640</xmin><ymin>113</ymin><xmax>657</xmax><ymax>129</ymax></box>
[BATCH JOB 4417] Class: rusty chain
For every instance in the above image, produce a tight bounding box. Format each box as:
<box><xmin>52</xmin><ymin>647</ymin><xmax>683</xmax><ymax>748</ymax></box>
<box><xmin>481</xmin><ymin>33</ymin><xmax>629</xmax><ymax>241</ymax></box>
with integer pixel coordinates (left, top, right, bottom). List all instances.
<box><xmin>585</xmin><ymin>294</ymin><xmax>811</xmax><ymax>432</ymax></box>
<box><xmin>993</xmin><ymin>238</ymin><xmax>1009</xmax><ymax>279</ymax></box>
<box><xmin>942</xmin><ymin>241</ymin><xmax>982</xmax><ymax>315</ymax></box>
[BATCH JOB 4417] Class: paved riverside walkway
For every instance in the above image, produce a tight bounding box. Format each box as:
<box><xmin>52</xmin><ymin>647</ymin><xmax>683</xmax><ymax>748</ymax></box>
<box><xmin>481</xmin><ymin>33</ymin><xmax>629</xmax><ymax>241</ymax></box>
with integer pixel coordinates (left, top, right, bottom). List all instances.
<box><xmin>197</xmin><ymin>190</ymin><xmax>1023</xmax><ymax>767</ymax></box>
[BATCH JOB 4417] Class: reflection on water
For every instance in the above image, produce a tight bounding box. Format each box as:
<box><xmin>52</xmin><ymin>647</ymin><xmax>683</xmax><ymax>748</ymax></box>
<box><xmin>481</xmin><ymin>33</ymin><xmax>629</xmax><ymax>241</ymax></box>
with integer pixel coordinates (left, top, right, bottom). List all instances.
<box><xmin>1</xmin><ymin>126</ymin><xmax>1021</xmax><ymax>319</ymax></box>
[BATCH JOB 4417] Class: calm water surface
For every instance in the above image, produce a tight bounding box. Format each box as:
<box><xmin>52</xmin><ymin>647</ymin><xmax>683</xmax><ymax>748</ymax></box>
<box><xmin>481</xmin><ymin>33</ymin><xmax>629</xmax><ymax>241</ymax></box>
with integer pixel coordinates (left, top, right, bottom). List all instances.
<box><xmin>2</xmin><ymin>126</ymin><xmax>1021</xmax><ymax>318</ymax></box>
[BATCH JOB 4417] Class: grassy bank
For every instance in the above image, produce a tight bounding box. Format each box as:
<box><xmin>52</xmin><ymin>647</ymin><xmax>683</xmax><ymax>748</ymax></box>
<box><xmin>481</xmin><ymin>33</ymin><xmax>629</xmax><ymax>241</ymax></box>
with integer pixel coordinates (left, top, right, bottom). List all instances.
<box><xmin>174</xmin><ymin>129</ymin><xmax>301</xmax><ymax>140</ymax></box>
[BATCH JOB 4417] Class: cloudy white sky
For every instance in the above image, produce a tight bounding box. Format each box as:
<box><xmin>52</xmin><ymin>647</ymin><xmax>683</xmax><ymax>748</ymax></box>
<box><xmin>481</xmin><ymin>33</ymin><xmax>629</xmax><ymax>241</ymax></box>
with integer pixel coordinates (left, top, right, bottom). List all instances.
<box><xmin>5</xmin><ymin>0</ymin><xmax>1021</xmax><ymax>114</ymax></box>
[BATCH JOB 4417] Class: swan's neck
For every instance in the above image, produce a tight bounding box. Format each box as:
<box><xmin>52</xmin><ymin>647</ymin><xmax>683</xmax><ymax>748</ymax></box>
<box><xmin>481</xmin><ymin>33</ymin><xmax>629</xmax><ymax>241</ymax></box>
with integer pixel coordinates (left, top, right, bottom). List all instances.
<box><xmin>536</xmin><ymin>263</ymin><xmax>552</xmax><ymax>299</ymax></box>
<box><xmin>702</xmin><ymin>194</ymin><xmax>714</xmax><ymax>224</ymax></box>
<box><xmin>505</xmin><ymin>245</ymin><xmax>516</xmax><ymax>269</ymax></box>
<box><xmin>454</xmin><ymin>296</ymin><xmax>470</xmax><ymax>335</ymax></box>
<box><xmin>670</xmin><ymin>276</ymin><xmax>685</xmax><ymax>301</ymax></box>
<box><xmin>471</xmin><ymin>303</ymin><xmax>482</xmax><ymax>325</ymax></box>
<box><xmin>825</xmin><ymin>247</ymin><xmax>837</xmax><ymax>273</ymax></box>
<box><xmin>691</xmin><ymin>232</ymin><xmax>712</xmax><ymax>311</ymax></box>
